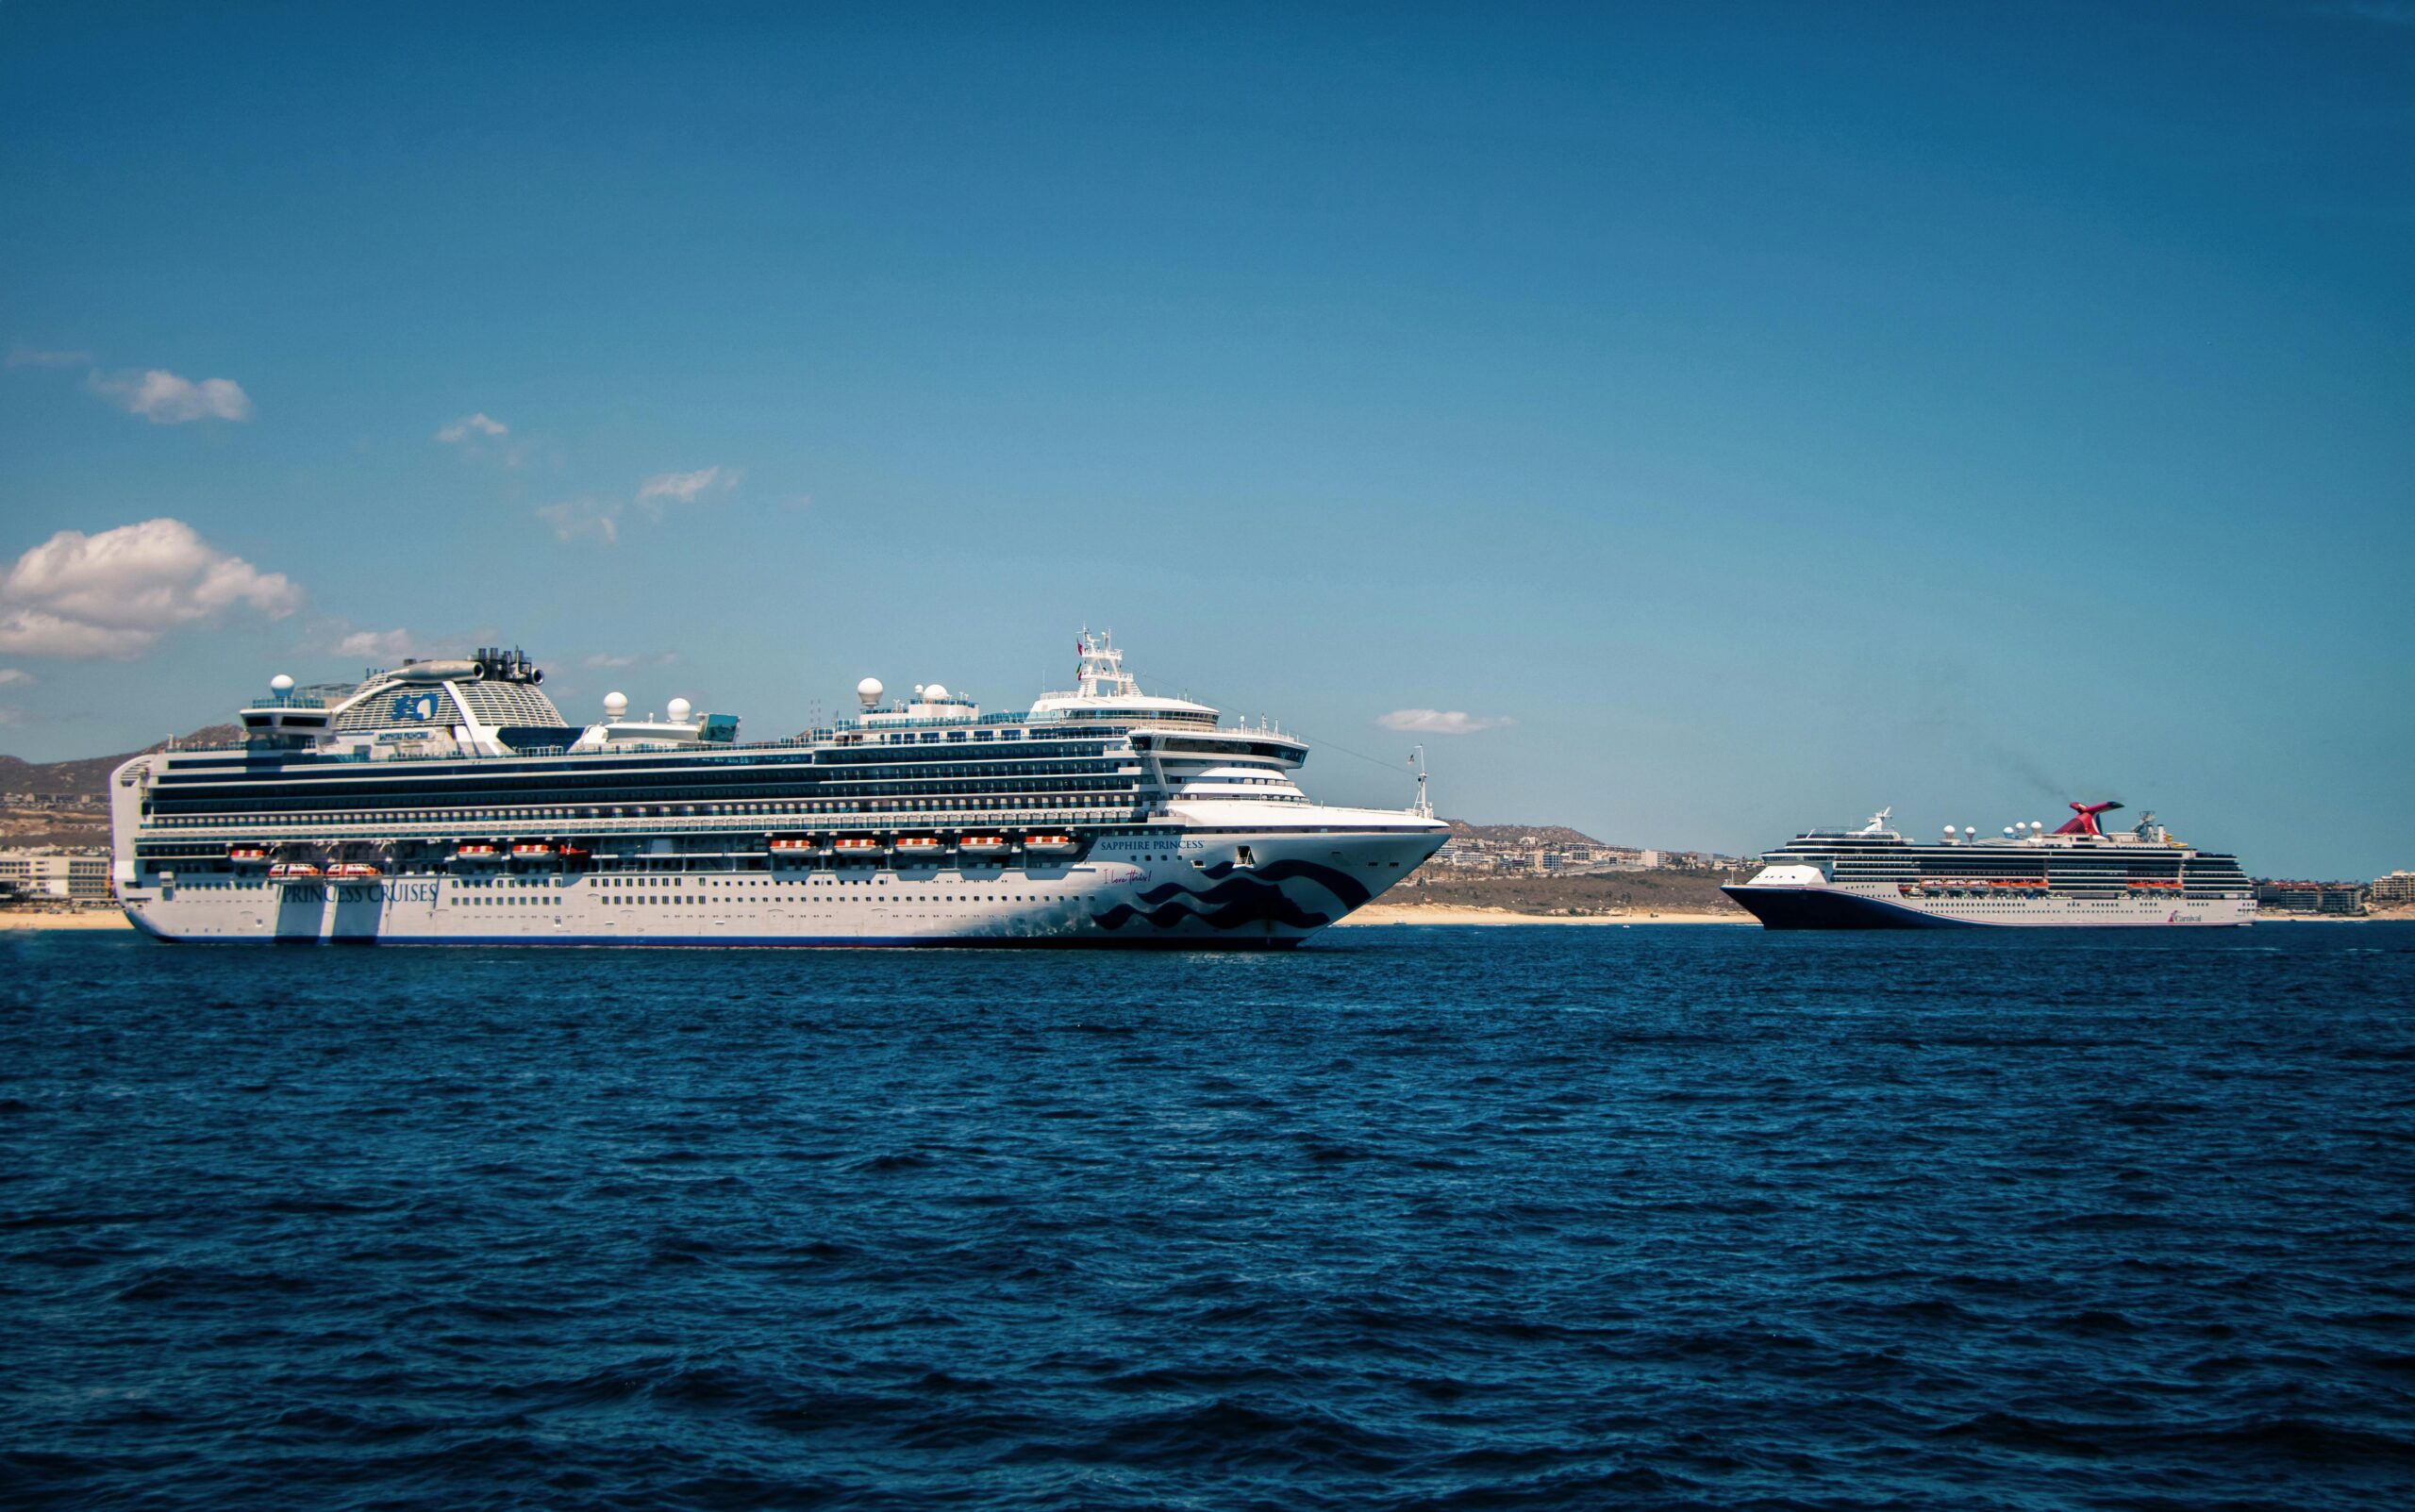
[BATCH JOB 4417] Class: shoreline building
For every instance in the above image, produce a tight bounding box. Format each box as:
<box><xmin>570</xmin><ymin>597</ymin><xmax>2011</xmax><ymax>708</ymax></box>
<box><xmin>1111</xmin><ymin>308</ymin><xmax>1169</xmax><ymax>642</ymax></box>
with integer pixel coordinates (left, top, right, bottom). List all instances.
<box><xmin>0</xmin><ymin>849</ymin><xmax>112</xmax><ymax>905</ymax></box>
<box><xmin>2257</xmin><ymin>879</ymin><xmax>2372</xmax><ymax>917</ymax></box>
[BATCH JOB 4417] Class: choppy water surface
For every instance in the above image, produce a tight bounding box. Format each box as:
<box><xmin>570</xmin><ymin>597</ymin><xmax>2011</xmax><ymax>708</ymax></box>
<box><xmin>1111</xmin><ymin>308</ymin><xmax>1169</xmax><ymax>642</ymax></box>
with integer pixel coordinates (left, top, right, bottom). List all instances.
<box><xmin>6</xmin><ymin>925</ymin><xmax>2413</xmax><ymax>1510</ymax></box>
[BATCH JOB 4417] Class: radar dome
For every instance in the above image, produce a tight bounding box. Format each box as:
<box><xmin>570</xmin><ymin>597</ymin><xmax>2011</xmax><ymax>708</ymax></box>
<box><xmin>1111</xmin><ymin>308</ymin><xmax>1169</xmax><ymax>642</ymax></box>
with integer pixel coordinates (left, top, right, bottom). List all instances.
<box><xmin>856</xmin><ymin>677</ymin><xmax>883</xmax><ymax>708</ymax></box>
<box><xmin>270</xmin><ymin>673</ymin><xmax>294</xmax><ymax>693</ymax></box>
<box><xmin>923</xmin><ymin>683</ymin><xmax>950</xmax><ymax>702</ymax></box>
<box><xmin>604</xmin><ymin>691</ymin><xmax>628</xmax><ymax>718</ymax></box>
<box><xmin>667</xmin><ymin>697</ymin><xmax>693</xmax><ymax>723</ymax></box>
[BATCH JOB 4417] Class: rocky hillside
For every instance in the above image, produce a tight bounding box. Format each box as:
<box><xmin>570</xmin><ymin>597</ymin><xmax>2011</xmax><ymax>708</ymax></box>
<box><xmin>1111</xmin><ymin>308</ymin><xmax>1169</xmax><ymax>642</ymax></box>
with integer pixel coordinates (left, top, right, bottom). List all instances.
<box><xmin>0</xmin><ymin>725</ymin><xmax>242</xmax><ymax>799</ymax></box>
<box><xmin>2</xmin><ymin>725</ymin><xmax>242</xmax><ymax>847</ymax></box>
<box><xmin>1445</xmin><ymin>820</ymin><xmax>1607</xmax><ymax>848</ymax></box>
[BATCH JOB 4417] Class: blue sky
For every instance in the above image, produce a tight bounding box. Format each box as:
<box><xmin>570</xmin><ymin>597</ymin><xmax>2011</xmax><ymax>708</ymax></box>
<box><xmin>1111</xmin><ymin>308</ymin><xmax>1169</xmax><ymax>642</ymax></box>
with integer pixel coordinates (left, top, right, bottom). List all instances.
<box><xmin>3</xmin><ymin>2</ymin><xmax>2409</xmax><ymax>876</ymax></box>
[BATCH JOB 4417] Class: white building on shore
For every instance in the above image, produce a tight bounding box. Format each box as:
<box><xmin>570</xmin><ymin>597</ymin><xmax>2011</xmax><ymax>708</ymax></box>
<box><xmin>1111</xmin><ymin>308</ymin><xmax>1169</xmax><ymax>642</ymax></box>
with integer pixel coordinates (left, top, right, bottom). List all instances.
<box><xmin>0</xmin><ymin>849</ymin><xmax>113</xmax><ymax>905</ymax></box>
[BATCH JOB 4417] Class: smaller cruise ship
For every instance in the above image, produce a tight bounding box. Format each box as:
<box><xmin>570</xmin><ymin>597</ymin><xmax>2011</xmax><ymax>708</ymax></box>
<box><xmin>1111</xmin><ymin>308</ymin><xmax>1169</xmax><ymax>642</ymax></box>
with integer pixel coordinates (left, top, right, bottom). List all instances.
<box><xmin>1723</xmin><ymin>802</ymin><xmax>2256</xmax><ymax>928</ymax></box>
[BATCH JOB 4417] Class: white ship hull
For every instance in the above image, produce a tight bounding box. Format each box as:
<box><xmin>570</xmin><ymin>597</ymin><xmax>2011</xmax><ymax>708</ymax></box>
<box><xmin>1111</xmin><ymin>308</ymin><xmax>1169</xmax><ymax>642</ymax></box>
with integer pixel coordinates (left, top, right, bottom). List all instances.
<box><xmin>1724</xmin><ymin>880</ymin><xmax>2256</xmax><ymax>929</ymax></box>
<box><xmin>120</xmin><ymin>822</ymin><xmax>1442</xmax><ymax>948</ymax></box>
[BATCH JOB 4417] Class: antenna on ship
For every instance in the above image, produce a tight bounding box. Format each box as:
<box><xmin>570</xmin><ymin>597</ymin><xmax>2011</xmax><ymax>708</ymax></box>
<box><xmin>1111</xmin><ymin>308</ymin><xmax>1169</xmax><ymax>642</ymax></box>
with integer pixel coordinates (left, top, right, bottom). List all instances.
<box><xmin>1409</xmin><ymin>745</ymin><xmax>1433</xmax><ymax>818</ymax></box>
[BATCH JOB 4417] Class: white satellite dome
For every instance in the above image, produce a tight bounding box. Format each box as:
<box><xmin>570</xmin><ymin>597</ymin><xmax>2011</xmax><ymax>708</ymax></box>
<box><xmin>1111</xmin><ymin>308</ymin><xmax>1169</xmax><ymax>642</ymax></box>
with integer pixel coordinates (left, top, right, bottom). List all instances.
<box><xmin>667</xmin><ymin>697</ymin><xmax>693</xmax><ymax>723</ymax></box>
<box><xmin>923</xmin><ymin>683</ymin><xmax>950</xmax><ymax>702</ymax></box>
<box><xmin>604</xmin><ymin>691</ymin><xmax>628</xmax><ymax>718</ymax></box>
<box><xmin>270</xmin><ymin>673</ymin><xmax>294</xmax><ymax>693</ymax></box>
<box><xmin>856</xmin><ymin>676</ymin><xmax>883</xmax><ymax>707</ymax></box>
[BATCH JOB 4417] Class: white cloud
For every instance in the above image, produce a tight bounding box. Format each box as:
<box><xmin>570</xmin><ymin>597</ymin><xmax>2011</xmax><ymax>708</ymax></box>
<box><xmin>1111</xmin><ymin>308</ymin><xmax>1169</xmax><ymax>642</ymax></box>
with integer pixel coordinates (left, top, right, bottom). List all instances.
<box><xmin>538</xmin><ymin>498</ymin><xmax>619</xmax><ymax>546</ymax></box>
<box><xmin>1377</xmin><ymin>708</ymin><xmax>1517</xmax><ymax>736</ymax></box>
<box><xmin>0</xmin><ymin>518</ymin><xmax>302</xmax><ymax>659</ymax></box>
<box><xmin>90</xmin><ymin>368</ymin><xmax>254</xmax><ymax>424</ymax></box>
<box><xmin>436</xmin><ymin>412</ymin><xmax>508</xmax><ymax>443</ymax></box>
<box><xmin>0</xmin><ymin>610</ymin><xmax>155</xmax><ymax>658</ymax></box>
<box><xmin>636</xmin><ymin>465</ymin><xmax>740</xmax><ymax>515</ymax></box>
<box><xmin>335</xmin><ymin>627</ymin><xmax>423</xmax><ymax>661</ymax></box>
<box><xmin>0</xmin><ymin>668</ymin><xmax>30</xmax><ymax>686</ymax></box>
<box><xmin>7</xmin><ymin>344</ymin><xmax>91</xmax><ymax>368</ymax></box>
<box><xmin>539</xmin><ymin>467</ymin><xmax>746</xmax><ymax>546</ymax></box>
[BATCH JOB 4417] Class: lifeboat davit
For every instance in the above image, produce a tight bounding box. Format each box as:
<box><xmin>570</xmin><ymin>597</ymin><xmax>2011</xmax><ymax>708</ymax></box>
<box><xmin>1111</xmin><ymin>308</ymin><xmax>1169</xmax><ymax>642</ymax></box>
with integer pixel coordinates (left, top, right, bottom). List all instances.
<box><xmin>268</xmin><ymin>862</ymin><xmax>322</xmax><ymax>881</ymax></box>
<box><xmin>1024</xmin><ymin>834</ymin><xmax>1077</xmax><ymax>856</ymax></box>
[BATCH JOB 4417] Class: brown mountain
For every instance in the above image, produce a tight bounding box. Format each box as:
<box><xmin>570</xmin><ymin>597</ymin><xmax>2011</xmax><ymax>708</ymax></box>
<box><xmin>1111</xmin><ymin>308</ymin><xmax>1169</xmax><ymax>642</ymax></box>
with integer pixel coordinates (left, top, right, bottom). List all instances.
<box><xmin>0</xmin><ymin>725</ymin><xmax>242</xmax><ymax>799</ymax></box>
<box><xmin>1445</xmin><ymin>819</ymin><xmax>1611</xmax><ymax>849</ymax></box>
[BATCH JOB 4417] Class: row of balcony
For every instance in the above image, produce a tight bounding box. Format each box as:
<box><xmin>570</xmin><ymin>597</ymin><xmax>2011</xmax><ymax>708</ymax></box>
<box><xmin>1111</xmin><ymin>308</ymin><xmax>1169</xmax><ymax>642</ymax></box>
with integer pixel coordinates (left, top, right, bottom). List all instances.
<box><xmin>137</xmin><ymin>803</ymin><xmax>1158</xmax><ymax>843</ymax></box>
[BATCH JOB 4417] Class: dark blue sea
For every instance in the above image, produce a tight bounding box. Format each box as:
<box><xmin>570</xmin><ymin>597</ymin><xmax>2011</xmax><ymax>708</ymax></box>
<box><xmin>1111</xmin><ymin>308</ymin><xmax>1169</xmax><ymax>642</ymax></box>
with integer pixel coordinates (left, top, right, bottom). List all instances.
<box><xmin>6</xmin><ymin>925</ymin><xmax>2413</xmax><ymax>1511</ymax></box>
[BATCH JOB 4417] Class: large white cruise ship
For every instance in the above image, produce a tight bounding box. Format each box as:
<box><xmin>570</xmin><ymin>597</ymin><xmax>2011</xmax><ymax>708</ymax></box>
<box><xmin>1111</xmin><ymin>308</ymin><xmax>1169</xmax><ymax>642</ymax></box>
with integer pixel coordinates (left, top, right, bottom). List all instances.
<box><xmin>1722</xmin><ymin>803</ymin><xmax>2256</xmax><ymax>928</ymax></box>
<box><xmin>110</xmin><ymin>634</ymin><xmax>1447</xmax><ymax>947</ymax></box>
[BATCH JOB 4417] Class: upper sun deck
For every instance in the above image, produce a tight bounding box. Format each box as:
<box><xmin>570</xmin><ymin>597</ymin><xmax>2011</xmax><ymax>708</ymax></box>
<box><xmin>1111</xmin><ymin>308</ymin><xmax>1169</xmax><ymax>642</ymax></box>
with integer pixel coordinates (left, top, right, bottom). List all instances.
<box><xmin>181</xmin><ymin>630</ymin><xmax>1302</xmax><ymax>766</ymax></box>
<box><xmin>1778</xmin><ymin>803</ymin><xmax>2197</xmax><ymax>856</ymax></box>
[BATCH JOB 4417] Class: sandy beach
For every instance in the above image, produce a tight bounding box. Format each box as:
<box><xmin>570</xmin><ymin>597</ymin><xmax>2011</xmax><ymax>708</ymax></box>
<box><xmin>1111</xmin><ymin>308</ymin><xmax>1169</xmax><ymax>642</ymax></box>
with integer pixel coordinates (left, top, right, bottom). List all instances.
<box><xmin>0</xmin><ymin>910</ymin><xmax>131</xmax><ymax>931</ymax></box>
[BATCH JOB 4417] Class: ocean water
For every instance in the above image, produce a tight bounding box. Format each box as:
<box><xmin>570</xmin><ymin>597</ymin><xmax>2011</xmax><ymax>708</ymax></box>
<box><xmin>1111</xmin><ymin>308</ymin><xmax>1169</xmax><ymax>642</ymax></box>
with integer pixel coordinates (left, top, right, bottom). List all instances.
<box><xmin>5</xmin><ymin>924</ymin><xmax>2412</xmax><ymax>1511</ymax></box>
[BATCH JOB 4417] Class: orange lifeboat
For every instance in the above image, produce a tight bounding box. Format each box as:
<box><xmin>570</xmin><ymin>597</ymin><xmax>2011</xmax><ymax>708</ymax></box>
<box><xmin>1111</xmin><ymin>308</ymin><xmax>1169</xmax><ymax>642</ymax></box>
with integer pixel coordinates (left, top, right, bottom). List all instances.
<box><xmin>832</xmin><ymin>837</ymin><xmax>883</xmax><ymax>862</ymax></box>
<box><xmin>893</xmin><ymin>837</ymin><xmax>945</xmax><ymax>861</ymax></box>
<box><xmin>227</xmin><ymin>845</ymin><xmax>270</xmax><ymax>865</ymax></box>
<box><xmin>327</xmin><ymin>862</ymin><xmax>381</xmax><ymax>880</ymax></box>
<box><xmin>509</xmin><ymin>843</ymin><xmax>556</xmax><ymax>863</ymax></box>
<box><xmin>959</xmin><ymin>835</ymin><xmax>1009</xmax><ymax>857</ymax></box>
<box><xmin>1024</xmin><ymin>834</ymin><xmax>1077</xmax><ymax>856</ymax></box>
<box><xmin>453</xmin><ymin>844</ymin><xmax>500</xmax><ymax>864</ymax></box>
<box><xmin>268</xmin><ymin>861</ymin><xmax>322</xmax><ymax>881</ymax></box>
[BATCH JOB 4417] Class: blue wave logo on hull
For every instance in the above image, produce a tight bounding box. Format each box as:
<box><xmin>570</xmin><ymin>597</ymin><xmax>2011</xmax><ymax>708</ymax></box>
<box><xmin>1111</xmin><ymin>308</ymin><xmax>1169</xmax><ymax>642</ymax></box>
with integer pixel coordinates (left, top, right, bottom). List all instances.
<box><xmin>1092</xmin><ymin>859</ymin><xmax>1372</xmax><ymax>932</ymax></box>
